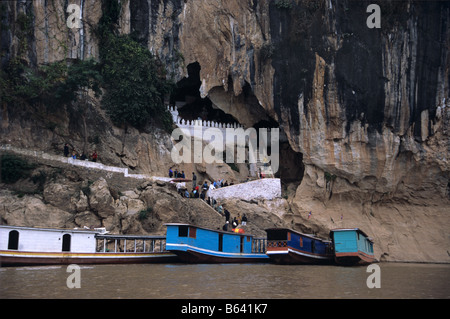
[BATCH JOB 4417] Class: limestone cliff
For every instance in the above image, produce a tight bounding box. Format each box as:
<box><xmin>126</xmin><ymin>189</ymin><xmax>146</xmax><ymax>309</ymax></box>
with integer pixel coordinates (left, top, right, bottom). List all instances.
<box><xmin>0</xmin><ymin>0</ymin><xmax>449</xmax><ymax>262</ymax></box>
<box><xmin>172</xmin><ymin>0</ymin><xmax>450</xmax><ymax>263</ymax></box>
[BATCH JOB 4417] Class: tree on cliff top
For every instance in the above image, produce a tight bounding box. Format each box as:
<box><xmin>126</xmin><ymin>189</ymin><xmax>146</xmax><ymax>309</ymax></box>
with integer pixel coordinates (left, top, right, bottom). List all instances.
<box><xmin>99</xmin><ymin>34</ymin><xmax>173</xmax><ymax>131</ymax></box>
<box><xmin>96</xmin><ymin>0</ymin><xmax>174</xmax><ymax>132</ymax></box>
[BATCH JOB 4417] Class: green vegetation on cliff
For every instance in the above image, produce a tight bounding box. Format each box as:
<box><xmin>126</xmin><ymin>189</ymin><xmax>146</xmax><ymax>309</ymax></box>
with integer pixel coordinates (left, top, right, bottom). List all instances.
<box><xmin>0</xmin><ymin>154</ymin><xmax>34</xmax><ymax>184</ymax></box>
<box><xmin>96</xmin><ymin>0</ymin><xmax>174</xmax><ymax>131</ymax></box>
<box><xmin>0</xmin><ymin>8</ymin><xmax>102</xmax><ymax>109</ymax></box>
<box><xmin>0</xmin><ymin>0</ymin><xmax>173</xmax><ymax>132</ymax></box>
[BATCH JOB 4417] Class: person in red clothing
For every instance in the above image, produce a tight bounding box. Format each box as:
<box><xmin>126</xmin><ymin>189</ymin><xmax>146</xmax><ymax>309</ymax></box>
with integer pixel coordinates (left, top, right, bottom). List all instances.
<box><xmin>92</xmin><ymin>150</ymin><xmax>98</xmax><ymax>162</ymax></box>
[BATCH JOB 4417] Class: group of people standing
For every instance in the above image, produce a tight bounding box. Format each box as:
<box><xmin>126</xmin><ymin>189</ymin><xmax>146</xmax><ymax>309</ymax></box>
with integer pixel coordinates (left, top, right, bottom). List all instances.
<box><xmin>64</xmin><ymin>143</ymin><xmax>98</xmax><ymax>162</ymax></box>
<box><xmin>179</xmin><ymin>179</ymin><xmax>213</xmax><ymax>200</ymax></box>
<box><xmin>169</xmin><ymin>169</ymin><xmax>186</xmax><ymax>179</ymax></box>
<box><xmin>169</xmin><ymin>167</ymin><xmax>235</xmax><ymax>201</ymax></box>
<box><xmin>220</xmin><ymin>206</ymin><xmax>248</xmax><ymax>232</ymax></box>
<box><xmin>202</xmin><ymin>191</ymin><xmax>249</xmax><ymax>233</ymax></box>
<box><xmin>169</xmin><ymin>168</ymin><xmax>249</xmax><ymax>232</ymax></box>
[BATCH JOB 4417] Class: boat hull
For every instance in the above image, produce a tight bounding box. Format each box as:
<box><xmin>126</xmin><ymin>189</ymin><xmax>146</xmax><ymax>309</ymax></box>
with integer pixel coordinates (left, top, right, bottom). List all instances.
<box><xmin>266</xmin><ymin>228</ymin><xmax>334</xmax><ymax>265</ymax></box>
<box><xmin>334</xmin><ymin>251</ymin><xmax>377</xmax><ymax>266</ymax></box>
<box><xmin>167</xmin><ymin>244</ymin><xmax>269</xmax><ymax>264</ymax></box>
<box><xmin>266</xmin><ymin>247</ymin><xmax>333</xmax><ymax>265</ymax></box>
<box><xmin>0</xmin><ymin>250</ymin><xmax>179</xmax><ymax>267</ymax></box>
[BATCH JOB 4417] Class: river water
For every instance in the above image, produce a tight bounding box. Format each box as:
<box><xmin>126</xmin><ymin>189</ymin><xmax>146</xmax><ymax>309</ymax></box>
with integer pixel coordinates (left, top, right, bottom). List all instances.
<box><xmin>1</xmin><ymin>262</ymin><xmax>448</xmax><ymax>300</ymax></box>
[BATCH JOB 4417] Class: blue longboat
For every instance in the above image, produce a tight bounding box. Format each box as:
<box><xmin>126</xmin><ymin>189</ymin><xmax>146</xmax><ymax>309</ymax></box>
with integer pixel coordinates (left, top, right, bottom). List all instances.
<box><xmin>265</xmin><ymin>228</ymin><xmax>334</xmax><ymax>265</ymax></box>
<box><xmin>329</xmin><ymin>228</ymin><xmax>377</xmax><ymax>266</ymax></box>
<box><xmin>165</xmin><ymin>223</ymin><xmax>269</xmax><ymax>263</ymax></box>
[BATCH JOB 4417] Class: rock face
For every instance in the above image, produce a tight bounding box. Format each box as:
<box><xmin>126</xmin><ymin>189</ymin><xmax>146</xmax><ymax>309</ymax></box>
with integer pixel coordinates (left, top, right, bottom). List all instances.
<box><xmin>175</xmin><ymin>0</ymin><xmax>450</xmax><ymax>263</ymax></box>
<box><xmin>1</xmin><ymin>0</ymin><xmax>449</xmax><ymax>262</ymax></box>
<box><xmin>0</xmin><ymin>169</ymin><xmax>215</xmax><ymax>235</ymax></box>
<box><xmin>0</xmin><ymin>160</ymin><xmax>290</xmax><ymax>239</ymax></box>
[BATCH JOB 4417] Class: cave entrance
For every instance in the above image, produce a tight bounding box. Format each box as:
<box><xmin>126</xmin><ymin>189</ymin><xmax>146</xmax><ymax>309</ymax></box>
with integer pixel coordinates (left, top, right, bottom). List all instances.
<box><xmin>252</xmin><ymin>118</ymin><xmax>279</xmax><ymax>159</ymax></box>
<box><xmin>278</xmin><ymin>142</ymin><xmax>304</xmax><ymax>197</ymax></box>
<box><xmin>171</xmin><ymin>62</ymin><xmax>237</xmax><ymax>125</ymax></box>
<box><xmin>253</xmin><ymin>118</ymin><xmax>304</xmax><ymax>195</ymax></box>
<box><xmin>171</xmin><ymin>62</ymin><xmax>304</xmax><ymax>194</ymax></box>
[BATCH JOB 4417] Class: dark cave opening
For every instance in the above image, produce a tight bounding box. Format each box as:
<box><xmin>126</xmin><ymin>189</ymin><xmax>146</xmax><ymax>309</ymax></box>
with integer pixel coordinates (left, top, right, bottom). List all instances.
<box><xmin>171</xmin><ymin>62</ymin><xmax>237</xmax><ymax>125</ymax></box>
<box><xmin>171</xmin><ymin>63</ymin><xmax>304</xmax><ymax>193</ymax></box>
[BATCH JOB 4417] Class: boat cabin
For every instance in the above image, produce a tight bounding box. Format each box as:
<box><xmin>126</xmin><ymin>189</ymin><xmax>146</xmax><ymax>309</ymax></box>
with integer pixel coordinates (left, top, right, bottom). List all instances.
<box><xmin>165</xmin><ymin>223</ymin><xmax>268</xmax><ymax>263</ymax></box>
<box><xmin>166</xmin><ymin>223</ymin><xmax>265</xmax><ymax>254</ymax></box>
<box><xmin>0</xmin><ymin>225</ymin><xmax>99</xmax><ymax>253</ymax></box>
<box><xmin>0</xmin><ymin>225</ymin><xmax>169</xmax><ymax>254</ymax></box>
<box><xmin>329</xmin><ymin>228</ymin><xmax>376</xmax><ymax>265</ymax></box>
<box><xmin>330</xmin><ymin>228</ymin><xmax>374</xmax><ymax>255</ymax></box>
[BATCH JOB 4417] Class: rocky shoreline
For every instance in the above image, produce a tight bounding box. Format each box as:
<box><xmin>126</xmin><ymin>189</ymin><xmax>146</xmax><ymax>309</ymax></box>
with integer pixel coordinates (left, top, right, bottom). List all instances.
<box><xmin>1</xmin><ymin>149</ymin><xmax>449</xmax><ymax>263</ymax></box>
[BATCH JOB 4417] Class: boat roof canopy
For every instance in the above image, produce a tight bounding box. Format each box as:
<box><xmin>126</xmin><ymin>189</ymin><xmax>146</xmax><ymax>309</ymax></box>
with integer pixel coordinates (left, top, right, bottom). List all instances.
<box><xmin>0</xmin><ymin>225</ymin><xmax>100</xmax><ymax>234</ymax></box>
<box><xmin>95</xmin><ymin>234</ymin><xmax>166</xmax><ymax>240</ymax></box>
<box><xmin>330</xmin><ymin>228</ymin><xmax>373</xmax><ymax>242</ymax></box>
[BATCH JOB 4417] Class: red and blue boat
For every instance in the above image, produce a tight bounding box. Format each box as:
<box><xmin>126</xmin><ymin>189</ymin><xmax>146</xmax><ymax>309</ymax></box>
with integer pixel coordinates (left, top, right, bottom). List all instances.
<box><xmin>265</xmin><ymin>228</ymin><xmax>334</xmax><ymax>265</ymax></box>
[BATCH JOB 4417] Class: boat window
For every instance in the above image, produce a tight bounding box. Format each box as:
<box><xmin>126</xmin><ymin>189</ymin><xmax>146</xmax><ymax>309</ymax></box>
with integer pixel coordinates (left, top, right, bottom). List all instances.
<box><xmin>311</xmin><ymin>240</ymin><xmax>315</xmax><ymax>253</ymax></box>
<box><xmin>178</xmin><ymin>226</ymin><xmax>189</xmax><ymax>237</ymax></box>
<box><xmin>218</xmin><ymin>233</ymin><xmax>223</xmax><ymax>252</ymax></box>
<box><xmin>62</xmin><ymin>234</ymin><xmax>71</xmax><ymax>252</ymax></box>
<box><xmin>8</xmin><ymin>230</ymin><xmax>19</xmax><ymax>250</ymax></box>
<box><xmin>267</xmin><ymin>229</ymin><xmax>288</xmax><ymax>241</ymax></box>
<box><xmin>188</xmin><ymin>227</ymin><xmax>197</xmax><ymax>239</ymax></box>
<box><xmin>240</xmin><ymin>236</ymin><xmax>244</xmax><ymax>253</ymax></box>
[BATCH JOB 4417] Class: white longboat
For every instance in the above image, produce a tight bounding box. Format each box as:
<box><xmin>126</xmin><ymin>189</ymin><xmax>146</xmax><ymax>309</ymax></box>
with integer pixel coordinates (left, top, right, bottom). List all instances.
<box><xmin>0</xmin><ymin>225</ymin><xmax>178</xmax><ymax>266</ymax></box>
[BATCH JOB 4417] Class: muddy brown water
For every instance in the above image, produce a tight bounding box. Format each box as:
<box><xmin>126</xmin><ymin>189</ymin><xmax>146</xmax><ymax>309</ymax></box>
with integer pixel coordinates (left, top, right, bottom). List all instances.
<box><xmin>1</xmin><ymin>262</ymin><xmax>448</xmax><ymax>299</ymax></box>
